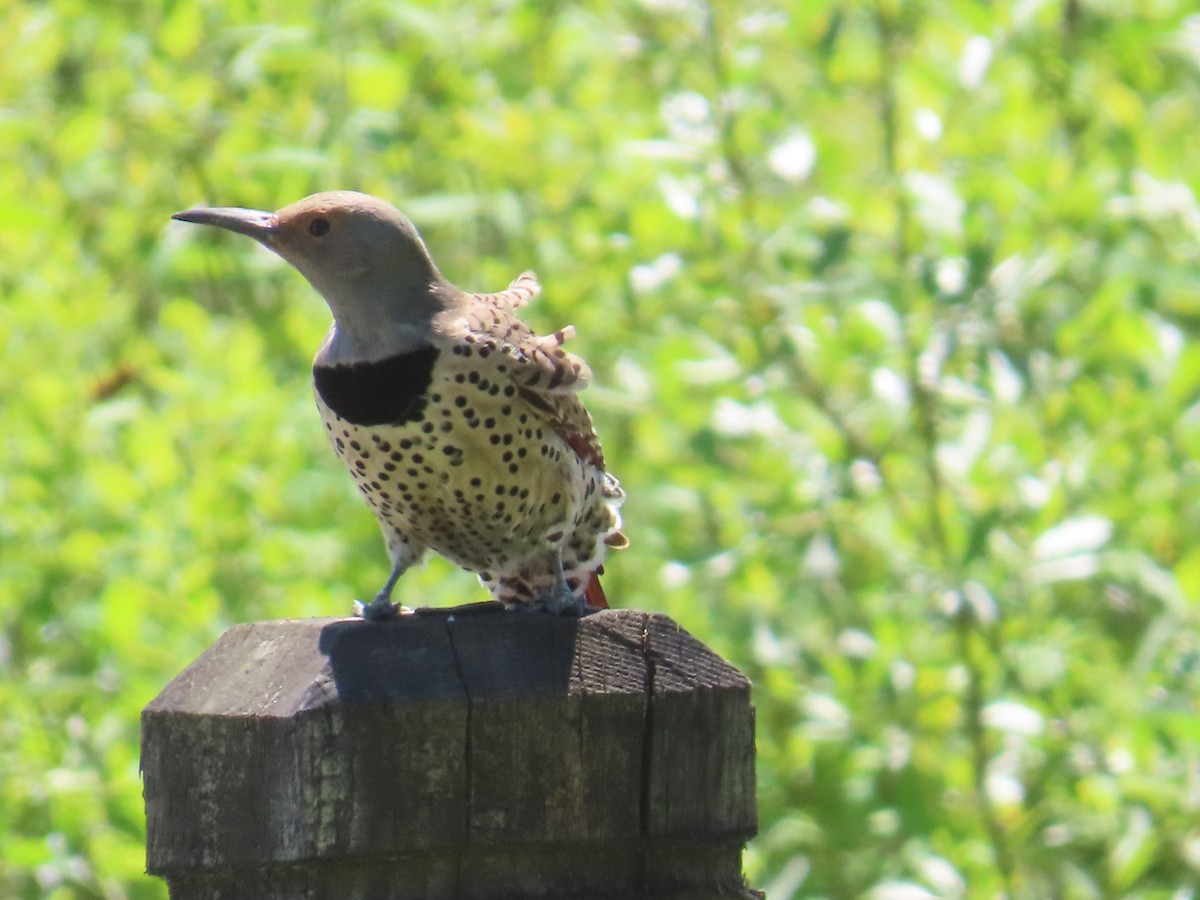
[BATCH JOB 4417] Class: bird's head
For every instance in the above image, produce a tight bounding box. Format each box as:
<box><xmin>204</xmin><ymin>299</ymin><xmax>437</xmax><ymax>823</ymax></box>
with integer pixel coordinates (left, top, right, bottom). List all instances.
<box><xmin>173</xmin><ymin>191</ymin><xmax>446</xmax><ymax>361</ymax></box>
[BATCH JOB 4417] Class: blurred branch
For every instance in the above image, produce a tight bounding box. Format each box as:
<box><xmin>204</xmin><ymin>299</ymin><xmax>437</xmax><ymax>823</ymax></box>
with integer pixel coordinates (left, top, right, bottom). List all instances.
<box><xmin>702</xmin><ymin>0</ymin><xmax>758</xmax><ymax>251</ymax></box>
<box><xmin>872</xmin><ymin>3</ymin><xmax>950</xmax><ymax>561</ymax></box>
<box><xmin>957</xmin><ymin>613</ymin><xmax>1018</xmax><ymax>897</ymax></box>
<box><xmin>779</xmin><ymin>337</ymin><xmax>940</xmax><ymax>562</ymax></box>
<box><xmin>784</xmin><ymin>346</ymin><xmax>881</xmax><ymax>468</ymax></box>
<box><xmin>874</xmin><ymin>5</ymin><xmax>1016</xmax><ymax>895</ymax></box>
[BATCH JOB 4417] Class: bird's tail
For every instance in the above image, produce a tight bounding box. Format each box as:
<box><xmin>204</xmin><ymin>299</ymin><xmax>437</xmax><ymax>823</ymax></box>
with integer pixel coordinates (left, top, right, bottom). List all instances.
<box><xmin>584</xmin><ymin>572</ymin><xmax>609</xmax><ymax>610</ymax></box>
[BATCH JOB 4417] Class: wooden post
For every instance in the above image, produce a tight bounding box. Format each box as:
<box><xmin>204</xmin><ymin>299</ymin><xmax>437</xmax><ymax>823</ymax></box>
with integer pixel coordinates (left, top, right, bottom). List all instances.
<box><xmin>141</xmin><ymin>608</ymin><xmax>757</xmax><ymax>900</ymax></box>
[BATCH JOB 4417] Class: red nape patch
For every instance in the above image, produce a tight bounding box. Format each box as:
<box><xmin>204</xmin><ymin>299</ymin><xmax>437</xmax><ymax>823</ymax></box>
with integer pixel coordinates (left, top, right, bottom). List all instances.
<box><xmin>584</xmin><ymin>573</ymin><xmax>609</xmax><ymax>609</ymax></box>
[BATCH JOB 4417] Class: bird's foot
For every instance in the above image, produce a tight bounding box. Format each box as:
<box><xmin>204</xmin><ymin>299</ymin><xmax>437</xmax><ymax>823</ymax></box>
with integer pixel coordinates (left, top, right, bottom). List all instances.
<box><xmin>526</xmin><ymin>582</ymin><xmax>589</xmax><ymax>617</ymax></box>
<box><xmin>353</xmin><ymin>595</ymin><xmax>411</xmax><ymax>621</ymax></box>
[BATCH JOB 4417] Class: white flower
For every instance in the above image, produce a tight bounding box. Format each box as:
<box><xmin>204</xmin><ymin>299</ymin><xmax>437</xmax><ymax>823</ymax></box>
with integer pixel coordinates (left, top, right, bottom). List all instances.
<box><xmin>960</xmin><ymin>35</ymin><xmax>993</xmax><ymax>88</ymax></box>
<box><xmin>768</xmin><ymin>129</ymin><xmax>816</xmax><ymax>182</ymax></box>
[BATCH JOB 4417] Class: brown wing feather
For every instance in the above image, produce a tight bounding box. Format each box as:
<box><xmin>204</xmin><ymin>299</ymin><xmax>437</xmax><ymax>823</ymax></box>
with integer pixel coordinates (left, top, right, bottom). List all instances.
<box><xmin>469</xmin><ymin>271</ymin><xmax>540</xmax><ymax>311</ymax></box>
<box><xmin>516</xmin><ymin>386</ymin><xmax>607</xmax><ymax>471</ymax></box>
<box><xmin>431</xmin><ymin>284</ymin><xmax>591</xmax><ymax>395</ymax></box>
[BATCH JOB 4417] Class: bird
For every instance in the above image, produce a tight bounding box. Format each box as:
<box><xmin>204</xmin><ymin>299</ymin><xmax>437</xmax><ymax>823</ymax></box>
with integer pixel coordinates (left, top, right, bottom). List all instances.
<box><xmin>173</xmin><ymin>191</ymin><xmax>627</xmax><ymax>619</ymax></box>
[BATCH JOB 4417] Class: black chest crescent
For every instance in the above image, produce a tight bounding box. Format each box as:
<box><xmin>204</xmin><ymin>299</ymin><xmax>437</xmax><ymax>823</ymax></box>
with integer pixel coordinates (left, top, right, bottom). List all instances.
<box><xmin>313</xmin><ymin>346</ymin><xmax>439</xmax><ymax>426</ymax></box>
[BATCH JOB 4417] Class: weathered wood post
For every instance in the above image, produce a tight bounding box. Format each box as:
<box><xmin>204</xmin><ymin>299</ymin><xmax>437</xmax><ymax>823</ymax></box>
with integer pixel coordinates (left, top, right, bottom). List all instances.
<box><xmin>141</xmin><ymin>608</ymin><xmax>756</xmax><ymax>899</ymax></box>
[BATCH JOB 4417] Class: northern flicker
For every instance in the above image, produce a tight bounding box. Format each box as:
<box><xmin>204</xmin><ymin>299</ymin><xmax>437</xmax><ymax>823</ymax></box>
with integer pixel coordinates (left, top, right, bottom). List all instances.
<box><xmin>173</xmin><ymin>191</ymin><xmax>627</xmax><ymax>619</ymax></box>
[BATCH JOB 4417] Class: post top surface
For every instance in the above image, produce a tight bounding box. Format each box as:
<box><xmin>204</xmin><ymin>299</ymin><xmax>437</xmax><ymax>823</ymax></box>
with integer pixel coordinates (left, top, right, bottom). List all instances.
<box><xmin>143</xmin><ymin>608</ymin><xmax>750</xmax><ymax>718</ymax></box>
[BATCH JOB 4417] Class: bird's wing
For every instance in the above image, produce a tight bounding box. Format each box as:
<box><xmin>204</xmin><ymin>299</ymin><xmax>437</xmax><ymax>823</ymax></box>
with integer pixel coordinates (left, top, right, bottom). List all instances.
<box><xmin>437</xmin><ymin>277</ymin><xmax>630</xmax><ymax>570</ymax></box>
<box><xmin>431</xmin><ymin>273</ymin><xmax>619</xmax><ymax>477</ymax></box>
<box><xmin>515</xmin><ymin>386</ymin><xmax>629</xmax><ymax>555</ymax></box>
<box><xmin>431</xmin><ymin>281</ymin><xmax>592</xmax><ymax>395</ymax></box>
<box><xmin>519</xmin><ymin>386</ymin><xmax>609</xmax><ymax>470</ymax></box>
<box><xmin>467</xmin><ymin>270</ymin><xmax>540</xmax><ymax>311</ymax></box>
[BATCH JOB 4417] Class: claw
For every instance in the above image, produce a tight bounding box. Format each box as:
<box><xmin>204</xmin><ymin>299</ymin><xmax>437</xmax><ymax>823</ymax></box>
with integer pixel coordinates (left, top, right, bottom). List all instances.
<box><xmin>353</xmin><ymin>595</ymin><xmax>407</xmax><ymax>621</ymax></box>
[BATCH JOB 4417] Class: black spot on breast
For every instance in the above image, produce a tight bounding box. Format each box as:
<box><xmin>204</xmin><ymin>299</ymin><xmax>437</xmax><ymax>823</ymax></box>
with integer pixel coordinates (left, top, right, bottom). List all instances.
<box><xmin>314</xmin><ymin>346</ymin><xmax>439</xmax><ymax>426</ymax></box>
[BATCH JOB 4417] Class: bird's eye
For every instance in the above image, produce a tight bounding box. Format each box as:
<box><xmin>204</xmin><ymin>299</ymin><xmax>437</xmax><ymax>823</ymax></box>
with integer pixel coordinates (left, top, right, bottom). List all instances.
<box><xmin>309</xmin><ymin>217</ymin><xmax>331</xmax><ymax>237</ymax></box>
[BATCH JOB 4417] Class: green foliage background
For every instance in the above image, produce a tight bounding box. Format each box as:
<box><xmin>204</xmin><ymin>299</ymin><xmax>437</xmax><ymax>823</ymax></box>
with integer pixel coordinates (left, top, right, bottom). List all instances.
<box><xmin>3</xmin><ymin>0</ymin><xmax>1199</xmax><ymax>896</ymax></box>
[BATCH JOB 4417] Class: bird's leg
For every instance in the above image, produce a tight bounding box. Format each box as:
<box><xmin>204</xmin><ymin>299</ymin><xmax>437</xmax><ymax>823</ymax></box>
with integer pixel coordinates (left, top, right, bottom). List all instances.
<box><xmin>353</xmin><ymin>560</ymin><xmax>410</xmax><ymax>621</ymax></box>
<box><xmin>354</xmin><ymin>538</ymin><xmax>424</xmax><ymax>621</ymax></box>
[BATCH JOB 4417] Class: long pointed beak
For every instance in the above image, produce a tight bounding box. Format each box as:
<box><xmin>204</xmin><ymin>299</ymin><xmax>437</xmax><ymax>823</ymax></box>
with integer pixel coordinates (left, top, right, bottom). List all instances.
<box><xmin>172</xmin><ymin>207</ymin><xmax>278</xmax><ymax>244</ymax></box>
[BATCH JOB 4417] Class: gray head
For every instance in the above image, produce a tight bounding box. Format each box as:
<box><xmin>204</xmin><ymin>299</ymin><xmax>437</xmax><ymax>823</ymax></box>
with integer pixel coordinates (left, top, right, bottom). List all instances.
<box><xmin>173</xmin><ymin>191</ymin><xmax>448</xmax><ymax>362</ymax></box>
